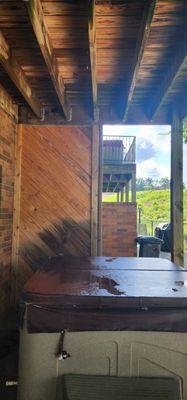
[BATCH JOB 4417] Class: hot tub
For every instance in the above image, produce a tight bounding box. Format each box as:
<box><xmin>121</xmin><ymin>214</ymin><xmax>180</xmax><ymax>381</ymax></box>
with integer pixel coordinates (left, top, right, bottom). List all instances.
<box><xmin>18</xmin><ymin>256</ymin><xmax>187</xmax><ymax>400</ymax></box>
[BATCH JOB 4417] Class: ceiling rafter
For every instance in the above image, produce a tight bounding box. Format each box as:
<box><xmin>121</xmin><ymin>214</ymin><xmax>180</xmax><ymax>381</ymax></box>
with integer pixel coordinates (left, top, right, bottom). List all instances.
<box><xmin>0</xmin><ymin>31</ymin><xmax>42</xmax><ymax>119</ymax></box>
<box><xmin>25</xmin><ymin>0</ymin><xmax>71</xmax><ymax>121</ymax></box>
<box><xmin>88</xmin><ymin>0</ymin><xmax>98</xmax><ymax>121</ymax></box>
<box><xmin>121</xmin><ymin>0</ymin><xmax>157</xmax><ymax>122</ymax></box>
<box><xmin>148</xmin><ymin>32</ymin><xmax>187</xmax><ymax>121</ymax></box>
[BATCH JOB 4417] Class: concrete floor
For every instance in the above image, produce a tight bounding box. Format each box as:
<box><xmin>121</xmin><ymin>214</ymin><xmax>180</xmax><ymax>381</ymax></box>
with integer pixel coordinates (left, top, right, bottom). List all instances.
<box><xmin>0</xmin><ymin>309</ymin><xmax>19</xmax><ymax>400</ymax></box>
<box><xmin>161</xmin><ymin>251</ymin><xmax>187</xmax><ymax>268</ymax></box>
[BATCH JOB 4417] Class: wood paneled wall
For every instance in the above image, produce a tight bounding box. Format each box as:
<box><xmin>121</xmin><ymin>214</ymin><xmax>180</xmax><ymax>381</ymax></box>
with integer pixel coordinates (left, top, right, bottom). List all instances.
<box><xmin>0</xmin><ymin>105</ymin><xmax>17</xmax><ymax>314</ymax></box>
<box><xmin>17</xmin><ymin>125</ymin><xmax>92</xmax><ymax>290</ymax></box>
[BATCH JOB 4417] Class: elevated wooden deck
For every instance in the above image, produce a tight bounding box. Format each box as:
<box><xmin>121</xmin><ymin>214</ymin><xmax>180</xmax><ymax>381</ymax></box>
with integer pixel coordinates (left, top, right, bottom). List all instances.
<box><xmin>103</xmin><ymin>136</ymin><xmax>136</xmax><ymax>200</ymax></box>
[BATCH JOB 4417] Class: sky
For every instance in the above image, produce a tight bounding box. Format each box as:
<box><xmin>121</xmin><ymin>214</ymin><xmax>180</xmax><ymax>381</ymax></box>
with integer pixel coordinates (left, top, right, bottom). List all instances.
<box><xmin>103</xmin><ymin>125</ymin><xmax>187</xmax><ymax>185</ymax></box>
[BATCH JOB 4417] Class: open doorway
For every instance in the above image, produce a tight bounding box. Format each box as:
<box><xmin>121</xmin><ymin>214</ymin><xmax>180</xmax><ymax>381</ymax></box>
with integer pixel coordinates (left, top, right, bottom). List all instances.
<box><xmin>102</xmin><ymin>124</ymin><xmax>171</xmax><ymax>258</ymax></box>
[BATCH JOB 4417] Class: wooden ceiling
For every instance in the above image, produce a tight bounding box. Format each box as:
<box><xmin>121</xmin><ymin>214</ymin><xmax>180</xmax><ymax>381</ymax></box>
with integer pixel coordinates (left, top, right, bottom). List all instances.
<box><xmin>0</xmin><ymin>0</ymin><xmax>187</xmax><ymax>124</ymax></box>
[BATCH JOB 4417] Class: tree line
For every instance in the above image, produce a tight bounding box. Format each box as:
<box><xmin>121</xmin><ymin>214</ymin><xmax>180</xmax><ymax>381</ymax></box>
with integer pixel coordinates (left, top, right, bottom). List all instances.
<box><xmin>136</xmin><ymin>177</ymin><xmax>170</xmax><ymax>191</ymax></box>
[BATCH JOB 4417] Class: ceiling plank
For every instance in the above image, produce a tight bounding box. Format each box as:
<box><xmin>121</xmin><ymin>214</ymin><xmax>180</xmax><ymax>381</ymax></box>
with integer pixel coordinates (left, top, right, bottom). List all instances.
<box><xmin>122</xmin><ymin>0</ymin><xmax>156</xmax><ymax>122</ymax></box>
<box><xmin>25</xmin><ymin>0</ymin><xmax>71</xmax><ymax>120</ymax></box>
<box><xmin>148</xmin><ymin>35</ymin><xmax>187</xmax><ymax>121</ymax></box>
<box><xmin>0</xmin><ymin>31</ymin><xmax>42</xmax><ymax>119</ymax></box>
<box><xmin>88</xmin><ymin>0</ymin><xmax>98</xmax><ymax>121</ymax></box>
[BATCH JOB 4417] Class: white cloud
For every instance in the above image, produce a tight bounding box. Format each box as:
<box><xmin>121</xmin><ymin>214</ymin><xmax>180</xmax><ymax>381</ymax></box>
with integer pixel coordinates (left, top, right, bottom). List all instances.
<box><xmin>137</xmin><ymin>138</ymin><xmax>156</xmax><ymax>162</ymax></box>
<box><xmin>103</xmin><ymin>124</ymin><xmax>187</xmax><ymax>185</ymax></box>
<box><xmin>103</xmin><ymin>125</ymin><xmax>171</xmax><ymax>180</ymax></box>
<box><xmin>134</xmin><ymin>125</ymin><xmax>171</xmax><ymax>155</ymax></box>
<box><xmin>103</xmin><ymin>124</ymin><xmax>170</xmax><ymax>153</ymax></box>
<box><xmin>137</xmin><ymin>157</ymin><xmax>170</xmax><ymax>179</ymax></box>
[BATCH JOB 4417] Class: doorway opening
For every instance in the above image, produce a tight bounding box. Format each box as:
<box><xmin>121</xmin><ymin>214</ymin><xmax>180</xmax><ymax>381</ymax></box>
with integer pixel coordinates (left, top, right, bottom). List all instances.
<box><xmin>101</xmin><ymin>124</ymin><xmax>171</xmax><ymax>259</ymax></box>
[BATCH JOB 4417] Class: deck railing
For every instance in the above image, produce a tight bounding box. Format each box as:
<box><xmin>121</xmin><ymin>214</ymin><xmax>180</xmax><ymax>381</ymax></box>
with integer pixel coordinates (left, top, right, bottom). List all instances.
<box><xmin>103</xmin><ymin>135</ymin><xmax>136</xmax><ymax>164</ymax></box>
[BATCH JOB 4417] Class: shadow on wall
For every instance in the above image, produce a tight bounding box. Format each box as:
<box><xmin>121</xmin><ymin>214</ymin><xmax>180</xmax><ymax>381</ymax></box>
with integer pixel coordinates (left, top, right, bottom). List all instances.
<box><xmin>18</xmin><ymin>218</ymin><xmax>91</xmax><ymax>280</ymax></box>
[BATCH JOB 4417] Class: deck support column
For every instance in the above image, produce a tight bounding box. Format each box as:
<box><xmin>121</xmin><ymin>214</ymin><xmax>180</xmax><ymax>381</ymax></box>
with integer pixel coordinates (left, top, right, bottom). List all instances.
<box><xmin>121</xmin><ymin>188</ymin><xmax>124</xmax><ymax>203</ymax></box>
<box><xmin>131</xmin><ymin>172</ymin><xmax>136</xmax><ymax>203</ymax></box>
<box><xmin>125</xmin><ymin>182</ymin><xmax>129</xmax><ymax>202</ymax></box>
<box><xmin>117</xmin><ymin>192</ymin><xmax>120</xmax><ymax>202</ymax></box>
<box><xmin>171</xmin><ymin>111</ymin><xmax>184</xmax><ymax>266</ymax></box>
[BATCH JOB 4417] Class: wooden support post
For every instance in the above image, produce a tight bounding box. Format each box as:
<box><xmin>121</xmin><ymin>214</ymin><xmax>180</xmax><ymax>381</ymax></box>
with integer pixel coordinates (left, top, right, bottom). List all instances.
<box><xmin>91</xmin><ymin>124</ymin><xmax>100</xmax><ymax>256</ymax></box>
<box><xmin>171</xmin><ymin>111</ymin><xmax>184</xmax><ymax>266</ymax></box>
<box><xmin>125</xmin><ymin>181</ymin><xmax>129</xmax><ymax>202</ymax></box>
<box><xmin>117</xmin><ymin>192</ymin><xmax>120</xmax><ymax>202</ymax></box>
<box><xmin>11</xmin><ymin>124</ymin><xmax>22</xmax><ymax>304</ymax></box>
<box><xmin>97</xmin><ymin>125</ymin><xmax>103</xmax><ymax>256</ymax></box>
<box><xmin>121</xmin><ymin>188</ymin><xmax>124</xmax><ymax>203</ymax></box>
<box><xmin>131</xmin><ymin>173</ymin><xmax>136</xmax><ymax>203</ymax></box>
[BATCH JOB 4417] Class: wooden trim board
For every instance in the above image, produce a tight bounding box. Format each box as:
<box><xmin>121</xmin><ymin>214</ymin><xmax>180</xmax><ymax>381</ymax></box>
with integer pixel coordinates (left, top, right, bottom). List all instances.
<box><xmin>91</xmin><ymin>124</ymin><xmax>100</xmax><ymax>255</ymax></box>
<box><xmin>11</xmin><ymin>124</ymin><xmax>23</xmax><ymax>304</ymax></box>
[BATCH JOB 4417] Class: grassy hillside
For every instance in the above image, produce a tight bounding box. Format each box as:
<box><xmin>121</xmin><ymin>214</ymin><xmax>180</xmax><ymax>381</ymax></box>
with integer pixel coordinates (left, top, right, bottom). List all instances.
<box><xmin>137</xmin><ymin>189</ymin><xmax>170</xmax><ymax>222</ymax></box>
<box><xmin>103</xmin><ymin>189</ymin><xmax>187</xmax><ymax>225</ymax></box>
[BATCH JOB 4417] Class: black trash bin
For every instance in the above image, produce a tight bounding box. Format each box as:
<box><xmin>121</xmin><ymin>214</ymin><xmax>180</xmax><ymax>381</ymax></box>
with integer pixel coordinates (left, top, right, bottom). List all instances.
<box><xmin>155</xmin><ymin>223</ymin><xmax>171</xmax><ymax>252</ymax></box>
<box><xmin>136</xmin><ymin>236</ymin><xmax>163</xmax><ymax>257</ymax></box>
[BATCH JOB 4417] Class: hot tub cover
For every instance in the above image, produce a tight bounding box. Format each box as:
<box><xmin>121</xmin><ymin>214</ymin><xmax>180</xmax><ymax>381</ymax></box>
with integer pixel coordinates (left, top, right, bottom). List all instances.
<box><xmin>21</xmin><ymin>256</ymin><xmax>187</xmax><ymax>333</ymax></box>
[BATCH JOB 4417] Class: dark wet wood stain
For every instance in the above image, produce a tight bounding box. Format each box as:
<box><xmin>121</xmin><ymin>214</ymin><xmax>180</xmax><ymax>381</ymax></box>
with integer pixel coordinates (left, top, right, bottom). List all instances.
<box><xmin>18</xmin><ymin>125</ymin><xmax>92</xmax><ymax>290</ymax></box>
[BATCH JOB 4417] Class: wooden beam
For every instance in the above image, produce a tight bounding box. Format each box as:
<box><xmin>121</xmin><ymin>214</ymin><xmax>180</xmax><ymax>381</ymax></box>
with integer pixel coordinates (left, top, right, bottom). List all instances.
<box><xmin>11</xmin><ymin>124</ymin><xmax>23</xmax><ymax>304</ymax></box>
<box><xmin>148</xmin><ymin>34</ymin><xmax>187</xmax><ymax>121</ymax></box>
<box><xmin>26</xmin><ymin>0</ymin><xmax>71</xmax><ymax>120</ymax></box>
<box><xmin>88</xmin><ymin>0</ymin><xmax>98</xmax><ymax>121</ymax></box>
<box><xmin>122</xmin><ymin>0</ymin><xmax>156</xmax><ymax>122</ymax></box>
<box><xmin>0</xmin><ymin>32</ymin><xmax>42</xmax><ymax>119</ymax></box>
<box><xmin>171</xmin><ymin>111</ymin><xmax>184</xmax><ymax>266</ymax></box>
<box><xmin>103</xmin><ymin>175</ymin><xmax>131</xmax><ymax>184</ymax></box>
<box><xmin>91</xmin><ymin>124</ymin><xmax>100</xmax><ymax>256</ymax></box>
<box><xmin>0</xmin><ymin>83</ymin><xmax>18</xmax><ymax>122</ymax></box>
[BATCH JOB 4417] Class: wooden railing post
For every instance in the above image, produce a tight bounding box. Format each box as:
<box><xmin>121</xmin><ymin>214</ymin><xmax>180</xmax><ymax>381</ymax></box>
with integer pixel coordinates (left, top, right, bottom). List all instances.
<box><xmin>171</xmin><ymin>111</ymin><xmax>184</xmax><ymax>266</ymax></box>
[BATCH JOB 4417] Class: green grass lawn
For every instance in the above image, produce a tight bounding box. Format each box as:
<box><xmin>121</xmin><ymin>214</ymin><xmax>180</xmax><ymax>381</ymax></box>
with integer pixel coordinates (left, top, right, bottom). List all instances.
<box><xmin>103</xmin><ymin>189</ymin><xmax>187</xmax><ymax>247</ymax></box>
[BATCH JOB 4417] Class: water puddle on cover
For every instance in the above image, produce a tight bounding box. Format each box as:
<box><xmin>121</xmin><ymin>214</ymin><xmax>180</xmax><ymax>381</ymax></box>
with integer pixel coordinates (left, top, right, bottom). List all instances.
<box><xmin>92</xmin><ymin>274</ymin><xmax>125</xmax><ymax>295</ymax></box>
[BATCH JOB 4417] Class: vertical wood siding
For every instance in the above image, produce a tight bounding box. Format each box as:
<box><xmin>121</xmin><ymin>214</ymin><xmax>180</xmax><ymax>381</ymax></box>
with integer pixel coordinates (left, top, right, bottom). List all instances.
<box><xmin>0</xmin><ymin>109</ymin><xmax>17</xmax><ymax>314</ymax></box>
<box><xmin>18</xmin><ymin>125</ymin><xmax>92</xmax><ymax>289</ymax></box>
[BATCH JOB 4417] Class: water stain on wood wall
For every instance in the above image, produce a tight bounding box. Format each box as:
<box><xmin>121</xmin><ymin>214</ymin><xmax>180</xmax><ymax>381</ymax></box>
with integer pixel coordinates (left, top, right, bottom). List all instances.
<box><xmin>18</xmin><ymin>125</ymin><xmax>92</xmax><ymax>291</ymax></box>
